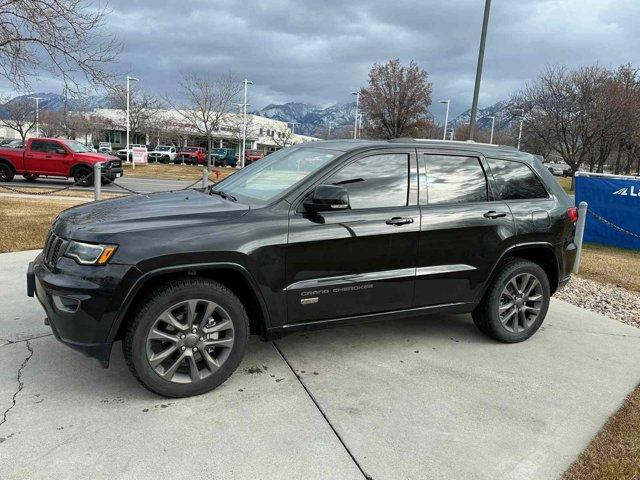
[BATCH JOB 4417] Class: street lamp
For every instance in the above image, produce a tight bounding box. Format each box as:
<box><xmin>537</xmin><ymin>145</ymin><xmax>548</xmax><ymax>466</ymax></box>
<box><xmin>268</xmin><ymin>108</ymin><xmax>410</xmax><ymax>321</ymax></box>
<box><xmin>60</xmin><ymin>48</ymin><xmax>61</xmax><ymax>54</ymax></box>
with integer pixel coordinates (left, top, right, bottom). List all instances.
<box><xmin>126</xmin><ymin>75</ymin><xmax>139</xmax><ymax>169</ymax></box>
<box><xmin>514</xmin><ymin>108</ymin><xmax>524</xmax><ymax>150</ymax></box>
<box><xmin>327</xmin><ymin>121</ymin><xmax>333</xmax><ymax>139</ymax></box>
<box><xmin>30</xmin><ymin>96</ymin><xmax>44</xmax><ymax>137</ymax></box>
<box><xmin>439</xmin><ymin>100</ymin><xmax>450</xmax><ymax>140</ymax></box>
<box><xmin>468</xmin><ymin>0</ymin><xmax>492</xmax><ymax>141</ymax></box>
<box><xmin>351</xmin><ymin>91</ymin><xmax>360</xmax><ymax>139</ymax></box>
<box><xmin>487</xmin><ymin>115</ymin><xmax>495</xmax><ymax>144</ymax></box>
<box><xmin>241</xmin><ymin>79</ymin><xmax>253</xmax><ymax>168</ymax></box>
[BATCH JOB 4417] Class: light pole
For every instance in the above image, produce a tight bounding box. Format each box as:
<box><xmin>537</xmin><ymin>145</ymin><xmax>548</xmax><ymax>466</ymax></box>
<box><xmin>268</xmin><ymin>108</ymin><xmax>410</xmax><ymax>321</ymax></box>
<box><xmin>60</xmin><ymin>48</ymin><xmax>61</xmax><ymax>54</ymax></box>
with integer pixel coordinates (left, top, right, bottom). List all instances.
<box><xmin>514</xmin><ymin>109</ymin><xmax>524</xmax><ymax>150</ymax></box>
<box><xmin>289</xmin><ymin>121</ymin><xmax>299</xmax><ymax>134</ymax></box>
<box><xmin>351</xmin><ymin>91</ymin><xmax>360</xmax><ymax>139</ymax></box>
<box><xmin>468</xmin><ymin>0</ymin><xmax>492</xmax><ymax>141</ymax></box>
<box><xmin>31</xmin><ymin>97</ymin><xmax>44</xmax><ymax>137</ymax></box>
<box><xmin>488</xmin><ymin>115</ymin><xmax>495</xmax><ymax>144</ymax></box>
<box><xmin>449</xmin><ymin>128</ymin><xmax>454</xmax><ymax>141</ymax></box>
<box><xmin>357</xmin><ymin>113</ymin><xmax>363</xmax><ymax>138</ymax></box>
<box><xmin>327</xmin><ymin>122</ymin><xmax>333</xmax><ymax>139</ymax></box>
<box><xmin>241</xmin><ymin>79</ymin><xmax>253</xmax><ymax>168</ymax></box>
<box><xmin>126</xmin><ymin>75</ymin><xmax>139</xmax><ymax>169</ymax></box>
<box><xmin>439</xmin><ymin>99</ymin><xmax>450</xmax><ymax>140</ymax></box>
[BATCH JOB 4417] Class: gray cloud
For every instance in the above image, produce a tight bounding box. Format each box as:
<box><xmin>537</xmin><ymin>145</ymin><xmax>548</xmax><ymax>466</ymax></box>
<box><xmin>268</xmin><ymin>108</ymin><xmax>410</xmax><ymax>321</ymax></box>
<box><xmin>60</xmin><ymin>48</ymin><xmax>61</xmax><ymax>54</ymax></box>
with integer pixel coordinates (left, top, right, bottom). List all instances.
<box><xmin>27</xmin><ymin>0</ymin><xmax>640</xmax><ymax>118</ymax></box>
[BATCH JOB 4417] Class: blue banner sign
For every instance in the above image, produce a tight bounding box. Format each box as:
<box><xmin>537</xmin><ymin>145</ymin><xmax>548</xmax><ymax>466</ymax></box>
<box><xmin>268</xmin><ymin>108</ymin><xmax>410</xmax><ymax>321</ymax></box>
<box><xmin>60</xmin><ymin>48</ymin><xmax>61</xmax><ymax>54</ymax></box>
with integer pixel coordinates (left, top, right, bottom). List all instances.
<box><xmin>574</xmin><ymin>173</ymin><xmax>640</xmax><ymax>250</ymax></box>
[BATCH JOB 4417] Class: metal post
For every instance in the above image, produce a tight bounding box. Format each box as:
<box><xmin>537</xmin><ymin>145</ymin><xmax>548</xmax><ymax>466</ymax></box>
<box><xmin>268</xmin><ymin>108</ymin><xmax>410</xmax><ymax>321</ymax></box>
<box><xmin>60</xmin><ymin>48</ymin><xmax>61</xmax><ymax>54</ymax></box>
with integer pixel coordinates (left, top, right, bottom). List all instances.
<box><xmin>93</xmin><ymin>163</ymin><xmax>102</xmax><ymax>201</ymax></box>
<box><xmin>489</xmin><ymin>116</ymin><xmax>495</xmax><ymax>144</ymax></box>
<box><xmin>126</xmin><ymin>75</ymin><xmax>139</xmax><ymax>169</ymax></box>
<box><xmin>439</xmin><ymin>100</ymin><xmax>450</xmax><ymax>140</ymax></box>
<box><xmin>201</xmin><ymin>168</ymin><xmax>208</xmax><ymax>189</ymax></box>
<box><xmin>352</xmin><ymin>91</ymin><xmax>360</xmax><ymax>139</ymax></box>
<box><xmin>241</xmin><ymin>79</ymin><xmax>253</xmax><ymax>169</ymax></box>
<box><xmin>517</xmin><ymin>117</ymin><xmax>524</xmax><ymax>150</ymax></box>
<box><xmin>572</xmin><ymin>201</ymin><xmax>588</xmax><ymax>274</ymax></box>
<box><xmin>468</xmin><ymin>0</ymin><xmax>492</xmax><ymax>141</ymax></box>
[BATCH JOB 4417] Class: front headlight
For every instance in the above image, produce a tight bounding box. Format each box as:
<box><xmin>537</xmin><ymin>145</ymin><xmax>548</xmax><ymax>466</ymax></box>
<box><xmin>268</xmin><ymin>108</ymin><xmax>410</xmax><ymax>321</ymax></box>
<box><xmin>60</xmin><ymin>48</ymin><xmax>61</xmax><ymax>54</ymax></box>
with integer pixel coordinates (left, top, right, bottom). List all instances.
<box><xmin>65</xmin><ymin>241</ymin><xmax>117</xmax><ymax>265</ymax></box>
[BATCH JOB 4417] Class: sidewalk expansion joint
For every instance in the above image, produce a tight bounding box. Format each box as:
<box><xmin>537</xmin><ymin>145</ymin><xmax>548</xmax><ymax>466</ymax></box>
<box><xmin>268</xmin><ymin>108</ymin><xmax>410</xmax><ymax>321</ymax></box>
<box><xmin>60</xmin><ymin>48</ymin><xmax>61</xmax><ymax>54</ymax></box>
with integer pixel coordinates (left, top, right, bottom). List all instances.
<box><xmin>272</xmin><ymin>341</ymin><xmax>373</xmax><ymax>480</ymax></box>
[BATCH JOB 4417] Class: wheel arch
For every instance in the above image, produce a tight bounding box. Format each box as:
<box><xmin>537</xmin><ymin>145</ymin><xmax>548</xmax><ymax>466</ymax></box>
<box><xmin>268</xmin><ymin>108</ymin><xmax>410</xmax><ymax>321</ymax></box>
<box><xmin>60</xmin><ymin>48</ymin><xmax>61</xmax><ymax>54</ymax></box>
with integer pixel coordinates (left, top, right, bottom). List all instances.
<box><xmin>108</xmin><ymin>262</ymin><xmax>272</xmax><ymax>344</ymax></box>
<box><xmin>70</xmin><ymin>162</ymin><xmax>93</xmax><ymax>177</ymax></box>
<box><xmin>477</xmin><ymin>242</ymin><xmax>560</xmax><ymax>303</ymax></box>
<box><xmin>0</xmin><ymin>157</ymin><xmax>16</xmax><ymax>171</ymax></box>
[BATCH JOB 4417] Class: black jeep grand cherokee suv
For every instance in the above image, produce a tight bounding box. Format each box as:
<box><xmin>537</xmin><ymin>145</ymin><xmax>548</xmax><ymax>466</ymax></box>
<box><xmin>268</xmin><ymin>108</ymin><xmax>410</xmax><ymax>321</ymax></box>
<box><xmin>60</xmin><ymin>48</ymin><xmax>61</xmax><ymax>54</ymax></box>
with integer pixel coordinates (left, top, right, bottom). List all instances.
<box><xmin>27</xmin><ymin>139</ymin><xmax>578</xmax><ymax>397</ymax></box>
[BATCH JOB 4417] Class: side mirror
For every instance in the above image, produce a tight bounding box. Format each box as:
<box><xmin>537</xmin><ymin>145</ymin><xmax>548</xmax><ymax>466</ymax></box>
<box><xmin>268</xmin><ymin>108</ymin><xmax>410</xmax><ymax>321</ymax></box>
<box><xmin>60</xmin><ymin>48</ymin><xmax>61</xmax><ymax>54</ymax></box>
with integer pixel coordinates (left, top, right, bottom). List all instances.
<box><xmin>55</xmin><ymin>148</ymin><xmax>67</xmax><ymax>155</ymax></box>
<box><xmin>303</xmin><ymin>185</ymin><xmax>350</xmax><ymax>213</ymax></box>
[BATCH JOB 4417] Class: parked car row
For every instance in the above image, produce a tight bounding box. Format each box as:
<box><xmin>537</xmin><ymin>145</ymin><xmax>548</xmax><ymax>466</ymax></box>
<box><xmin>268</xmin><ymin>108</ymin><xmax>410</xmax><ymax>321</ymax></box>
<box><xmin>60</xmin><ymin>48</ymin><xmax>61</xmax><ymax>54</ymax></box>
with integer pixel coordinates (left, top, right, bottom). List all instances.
<box><xmin>112</xmin><ymin>143</ymin><xmax>266</xmax><ymax>167</ymax></box>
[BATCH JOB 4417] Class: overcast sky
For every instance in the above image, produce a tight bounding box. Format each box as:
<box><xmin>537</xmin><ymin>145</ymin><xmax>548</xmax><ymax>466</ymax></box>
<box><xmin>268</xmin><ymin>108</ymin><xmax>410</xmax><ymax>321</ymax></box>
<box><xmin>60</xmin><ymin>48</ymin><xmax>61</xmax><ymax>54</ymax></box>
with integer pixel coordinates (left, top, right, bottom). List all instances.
<box><xmin>30</xmin><ymin>0</ymin><xmax>640</xmax><ymax>118</ymax></box>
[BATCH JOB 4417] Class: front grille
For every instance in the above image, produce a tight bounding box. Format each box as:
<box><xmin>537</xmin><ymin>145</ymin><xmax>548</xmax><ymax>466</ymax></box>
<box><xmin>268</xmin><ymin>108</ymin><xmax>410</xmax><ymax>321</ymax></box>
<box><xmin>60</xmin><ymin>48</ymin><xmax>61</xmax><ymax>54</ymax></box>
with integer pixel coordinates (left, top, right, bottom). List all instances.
<box><xmin>43</xmin><ymin>232</ymin><xmax>67</xmax><ymax>269</ymax></box>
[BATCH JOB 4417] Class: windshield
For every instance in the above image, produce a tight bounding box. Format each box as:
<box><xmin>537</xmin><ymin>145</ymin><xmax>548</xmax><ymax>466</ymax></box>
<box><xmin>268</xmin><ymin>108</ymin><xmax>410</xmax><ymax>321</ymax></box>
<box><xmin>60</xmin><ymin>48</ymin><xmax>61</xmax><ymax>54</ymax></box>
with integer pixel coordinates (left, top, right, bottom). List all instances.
<box><xmin>183</xmin><ymin>147</ymin><xmax>197</xmax><ymax>152</ymax></box>
<box><xmin>156</xmin><ymin>146</ymin><xmax>171</xmax><ymax>151</ymax></box>
<box><xmin>212</xmin><ymin>149</ymin><xmax>227</xmax><ymax>154</ymax></box>
<box><xmin>212</xmin><ymin>146</ymin><xmax>338</xmax><ymax>206</ymax></box>
<box><xmin>63</xmin><ymin>140</ymin><xmax>93</xmax><ymax>153</ymax></box>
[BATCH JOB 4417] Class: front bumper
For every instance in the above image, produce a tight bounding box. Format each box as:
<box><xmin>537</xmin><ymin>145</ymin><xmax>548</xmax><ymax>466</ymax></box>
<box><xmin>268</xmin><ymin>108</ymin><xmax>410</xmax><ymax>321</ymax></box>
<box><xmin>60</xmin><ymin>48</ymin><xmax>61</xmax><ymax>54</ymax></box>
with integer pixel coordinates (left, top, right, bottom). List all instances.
<box><xmin>102</xmin><ymin>166</ymin><xmax>123</xmax><ymax>181</ymax></box>
<box><xmin>27</xmin><ymin>253</ymin><xmax>135</xmax><ymax>367</ymax></box>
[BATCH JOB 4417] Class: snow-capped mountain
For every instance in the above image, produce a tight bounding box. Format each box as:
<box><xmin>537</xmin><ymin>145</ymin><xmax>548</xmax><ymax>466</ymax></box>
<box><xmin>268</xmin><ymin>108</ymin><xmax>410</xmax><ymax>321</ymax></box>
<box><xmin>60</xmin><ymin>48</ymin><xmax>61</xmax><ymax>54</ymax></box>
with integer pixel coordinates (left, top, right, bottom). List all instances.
<box><xmin>450</xmin><ymin>100</ymin><xmax>518</xmax><ymax>131</ymax></box>
<box><xmin>1</xmin><ymin>92</ymin><xmax>109</xmax><ymax>112</ymax></box>
<box><xmin>254</xmin><ymin>102</ymin><xmax>356</xmax><ymax>136</ymax></box>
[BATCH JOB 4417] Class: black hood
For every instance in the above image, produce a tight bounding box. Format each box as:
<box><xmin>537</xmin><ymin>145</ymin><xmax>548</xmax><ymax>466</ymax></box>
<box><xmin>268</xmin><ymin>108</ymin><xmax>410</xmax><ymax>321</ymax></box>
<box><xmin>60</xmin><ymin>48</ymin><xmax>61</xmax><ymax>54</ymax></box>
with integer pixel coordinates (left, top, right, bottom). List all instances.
<box><xmin>53</xmin><ymin>190</ymin><xmax>249</xmax><ymax>241</ymax></box>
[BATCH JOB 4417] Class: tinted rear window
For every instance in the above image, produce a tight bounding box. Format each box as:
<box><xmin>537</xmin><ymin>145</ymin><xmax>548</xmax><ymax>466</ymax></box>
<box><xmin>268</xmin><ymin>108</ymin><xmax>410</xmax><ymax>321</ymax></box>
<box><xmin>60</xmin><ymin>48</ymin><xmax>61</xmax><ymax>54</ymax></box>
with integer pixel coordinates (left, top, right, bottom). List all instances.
<box><xmin>487</xmin><ymin>158</ymin><xmax>548</xmax><ymax>200</ymax></box>
<box><xmin>422</xmin><ymin>154</ymin><xmax>488</xmax><ymax>205</ymax></box>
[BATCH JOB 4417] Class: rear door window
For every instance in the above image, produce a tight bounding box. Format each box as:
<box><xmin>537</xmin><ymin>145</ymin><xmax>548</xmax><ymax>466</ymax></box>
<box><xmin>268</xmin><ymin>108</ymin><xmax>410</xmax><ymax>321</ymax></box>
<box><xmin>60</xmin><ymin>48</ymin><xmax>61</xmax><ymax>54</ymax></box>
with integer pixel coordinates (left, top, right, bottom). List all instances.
<box><xmin>421</xmin><ymin>154</ymin><xmax>488</xmax><ymax>205</ymax></box>
<box><xmin>487</xmin><ymin>158</ymin><xmax>548</xmax><ymax>200</ymax></box>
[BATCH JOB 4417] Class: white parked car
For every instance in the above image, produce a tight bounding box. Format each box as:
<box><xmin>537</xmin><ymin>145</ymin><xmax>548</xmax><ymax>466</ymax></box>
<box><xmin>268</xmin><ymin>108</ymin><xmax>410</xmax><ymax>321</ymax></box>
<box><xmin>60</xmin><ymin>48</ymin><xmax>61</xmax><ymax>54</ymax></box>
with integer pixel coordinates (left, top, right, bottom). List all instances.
<box><xmin>99</xmin><ymin>142</ymin><xmax>112</xmax><ymax>153</ymax></box>
<box><xmin>547</xmin><ymin>162</ymin><xmax>571</xmax><ymax>177</ymax></box>
<box><xmin>148</xmin><ymin>145</ymin><xmax>177</xmax><ymax>163</ymax></box>
<box><xmin>116</xmin><ymin>144</ymin><xmax>145</xmax><ymax>161</ymax></box>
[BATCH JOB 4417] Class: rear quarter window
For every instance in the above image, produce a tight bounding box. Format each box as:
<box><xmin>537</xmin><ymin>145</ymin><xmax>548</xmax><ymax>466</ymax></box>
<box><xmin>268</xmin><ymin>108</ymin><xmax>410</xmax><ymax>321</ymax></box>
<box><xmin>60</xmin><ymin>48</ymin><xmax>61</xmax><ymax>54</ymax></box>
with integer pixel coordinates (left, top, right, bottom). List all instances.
<box><xmin>487</xmin><ymin>158</ymin><xmax>548</xmax><ymax>200</ymax></box>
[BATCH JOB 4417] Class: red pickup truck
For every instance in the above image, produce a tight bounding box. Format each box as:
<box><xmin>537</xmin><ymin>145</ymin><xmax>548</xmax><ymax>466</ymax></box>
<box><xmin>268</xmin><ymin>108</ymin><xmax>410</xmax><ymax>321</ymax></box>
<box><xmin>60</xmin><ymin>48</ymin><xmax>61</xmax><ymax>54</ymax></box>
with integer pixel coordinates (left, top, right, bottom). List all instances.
<box><xmin>0</xmin><ymin>137</ymin><xmax>124</xmax><ymax>187</ymax></box>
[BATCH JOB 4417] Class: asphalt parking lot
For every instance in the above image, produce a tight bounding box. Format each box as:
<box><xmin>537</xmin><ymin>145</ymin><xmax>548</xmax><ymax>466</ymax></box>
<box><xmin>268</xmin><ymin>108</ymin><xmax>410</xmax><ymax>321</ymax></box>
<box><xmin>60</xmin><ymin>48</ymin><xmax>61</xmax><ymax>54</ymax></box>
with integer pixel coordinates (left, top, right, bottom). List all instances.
<box><xmin>2</xmin><ymin>250</ymin><xmax>640</xmax><ymax>479</ymax></box>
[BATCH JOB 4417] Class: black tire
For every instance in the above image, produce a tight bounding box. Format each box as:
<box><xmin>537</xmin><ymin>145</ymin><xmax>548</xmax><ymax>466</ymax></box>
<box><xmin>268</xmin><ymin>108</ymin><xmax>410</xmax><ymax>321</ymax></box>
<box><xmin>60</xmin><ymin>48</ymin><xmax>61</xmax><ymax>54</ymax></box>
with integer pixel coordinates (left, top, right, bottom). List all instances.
<box><xmin>123</xmin><ymin>277</ymin><xmax>249</xmax><ymax>398</ymax></box>
<box><xmin>22</xmin><ymin>173</ymin><xmax>39</xmax><ymax>182</ymax></box>
<box><xmin>472</xmin><ymin>258</ymin><xmax>550</xmax><ymax>343</ymax></box>
<box><xmin>73</xmin><ymin>166</ymin><xmax>93</xmax><ymax>187</ymax></box>
<box><xmin>101</xmin><ymin>178</ymin><xmax>113</xmax><ymax>185</ymax></box>
<box><xmin>0</xmin><ymin>163</ymin><xmax>14</xmax><ymax>182</ymax></box>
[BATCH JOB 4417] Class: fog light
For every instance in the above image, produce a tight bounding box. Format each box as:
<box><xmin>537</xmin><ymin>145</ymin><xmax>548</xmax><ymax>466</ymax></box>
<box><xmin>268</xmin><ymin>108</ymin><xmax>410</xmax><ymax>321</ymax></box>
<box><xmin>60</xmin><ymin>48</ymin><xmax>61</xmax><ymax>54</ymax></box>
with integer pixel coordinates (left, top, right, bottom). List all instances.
<box><xmin>52</xmin><ymin>295</ymin><xmax>80</xmax><ymax>313</ymax></box>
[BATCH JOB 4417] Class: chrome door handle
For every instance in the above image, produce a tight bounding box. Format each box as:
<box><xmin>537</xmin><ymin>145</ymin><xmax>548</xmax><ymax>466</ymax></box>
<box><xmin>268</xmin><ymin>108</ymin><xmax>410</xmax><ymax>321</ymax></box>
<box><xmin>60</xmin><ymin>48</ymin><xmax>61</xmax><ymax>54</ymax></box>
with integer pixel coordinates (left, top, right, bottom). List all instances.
<box><xmin>386</xmin><ymin>217</ymin><xmax>414</xmax><ymax>226</ymax></box>
<box><xmin>484</xmin><ymin>211</ymin><xmax>507</xmax><ymax>219</ymax></box>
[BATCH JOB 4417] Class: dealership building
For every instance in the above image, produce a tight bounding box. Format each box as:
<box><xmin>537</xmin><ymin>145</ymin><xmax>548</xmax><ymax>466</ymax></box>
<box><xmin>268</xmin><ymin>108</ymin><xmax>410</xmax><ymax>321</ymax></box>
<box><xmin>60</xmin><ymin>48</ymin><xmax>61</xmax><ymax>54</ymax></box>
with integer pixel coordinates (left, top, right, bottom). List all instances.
<box><xmin>0</xmin><ymin>108</ymin><xmax>317</xmax><ymax>152</ymax></box>
<box><xmin>87</xmin><ymin>108</ymin><xmax>317</xmax><ymax>152</ymax></box>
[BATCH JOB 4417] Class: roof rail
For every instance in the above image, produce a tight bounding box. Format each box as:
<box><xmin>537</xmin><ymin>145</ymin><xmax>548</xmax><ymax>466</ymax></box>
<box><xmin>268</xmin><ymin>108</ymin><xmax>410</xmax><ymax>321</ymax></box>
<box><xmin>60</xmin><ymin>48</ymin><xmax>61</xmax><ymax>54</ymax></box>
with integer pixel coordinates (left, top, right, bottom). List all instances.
<box><xmin>388</xmin><ymin>138</ymin><xmax>503</xmax><ymax>147</ymax></box>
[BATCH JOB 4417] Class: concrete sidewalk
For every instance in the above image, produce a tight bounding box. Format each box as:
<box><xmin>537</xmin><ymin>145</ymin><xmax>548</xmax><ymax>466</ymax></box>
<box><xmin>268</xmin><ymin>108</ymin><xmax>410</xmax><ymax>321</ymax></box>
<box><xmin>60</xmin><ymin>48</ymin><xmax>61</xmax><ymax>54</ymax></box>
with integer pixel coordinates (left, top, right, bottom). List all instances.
<box><xmin>1</xmin><ymin>249</ymin><xmax>639</xmax><ymax>479</ymax></box>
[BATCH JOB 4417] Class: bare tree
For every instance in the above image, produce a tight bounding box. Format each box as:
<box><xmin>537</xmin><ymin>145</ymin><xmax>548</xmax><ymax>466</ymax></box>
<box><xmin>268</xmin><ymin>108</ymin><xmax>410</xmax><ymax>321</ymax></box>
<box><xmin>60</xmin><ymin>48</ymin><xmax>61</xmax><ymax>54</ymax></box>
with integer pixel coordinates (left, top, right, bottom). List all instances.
<box><xmin>108</xmin><ymin>84</ymin><xmax>162</xmax><ymax>145</ymax></box>
<box><xmin>512</xmin><ymin>65</ymin><xmax>624</xmax><ymax>186</ymax></box>
<box><xmin>0</xmin><ymin>95</ymin><xmax>35</xmax><ymax>141</ymax></box>
<box><xmin>224</xmin><ymin>111</ymin><xmax>259</xmax><ymax>152</ymax></box>
<box><xmin>271</xmin><ymin>125</ymin><xmax>296</xmax><ymax>148</ymax></box>
<box><xmin>0</xmin><ymin>0</ymin><xmax>119</xmax><ymax>91</ymax></box>
<box><xmin>168</xmin><ymin>73</ymin><xmax>242</xmax><ymax>167</ymax></box>
<box><xmin>359</xmin><ymin>59</ymin><xmax>433</xmax><ymax>139</ymax></box>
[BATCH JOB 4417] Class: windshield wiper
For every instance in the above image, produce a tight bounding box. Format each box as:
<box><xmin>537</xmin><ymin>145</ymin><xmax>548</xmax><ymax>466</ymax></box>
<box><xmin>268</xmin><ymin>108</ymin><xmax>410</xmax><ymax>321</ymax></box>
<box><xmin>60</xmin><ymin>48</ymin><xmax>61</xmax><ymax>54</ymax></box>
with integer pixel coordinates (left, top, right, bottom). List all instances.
<box><xmin>209</xmin><ymin>189</ymin><xmax>237</xmax><ymax>202</ymax></box>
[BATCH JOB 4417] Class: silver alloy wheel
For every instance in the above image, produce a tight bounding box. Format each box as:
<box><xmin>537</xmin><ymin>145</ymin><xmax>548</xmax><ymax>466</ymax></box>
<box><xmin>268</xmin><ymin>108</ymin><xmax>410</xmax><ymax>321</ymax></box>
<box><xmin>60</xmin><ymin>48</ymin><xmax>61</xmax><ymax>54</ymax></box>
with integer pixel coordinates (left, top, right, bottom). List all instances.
<box><xmin>498</xmin><ymin>273</ymin><xmax>543</xmax><ymax>333</ymax></box>
<box><xmin>145</xmin><ymin>299</ymin><xmax>235</xmax><ymax>384</ymax></box>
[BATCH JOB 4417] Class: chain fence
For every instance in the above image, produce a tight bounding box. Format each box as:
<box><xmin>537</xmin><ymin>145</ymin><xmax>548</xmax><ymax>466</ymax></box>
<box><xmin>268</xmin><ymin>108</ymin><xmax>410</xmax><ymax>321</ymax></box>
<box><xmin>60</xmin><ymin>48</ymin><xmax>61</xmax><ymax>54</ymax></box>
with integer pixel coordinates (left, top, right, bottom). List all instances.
<box><xmin>587</xmin><ymin>209</ymin><xmax>640</xmax><ymax>240</ymax></box>
<box><xmin>0</xmin><ymin>169</ymin><xmax>209</xmax><ymax>200</ymax></box>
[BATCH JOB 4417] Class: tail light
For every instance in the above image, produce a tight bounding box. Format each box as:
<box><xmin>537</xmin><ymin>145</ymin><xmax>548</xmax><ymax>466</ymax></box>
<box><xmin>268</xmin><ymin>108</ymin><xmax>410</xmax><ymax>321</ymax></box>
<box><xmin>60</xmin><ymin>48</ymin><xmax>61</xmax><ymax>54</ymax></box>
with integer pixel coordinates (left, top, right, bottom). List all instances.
<box><xmin>567</xmin><ymin>207</ymin><xmax>579</xmax><ymax>223</ymax></box>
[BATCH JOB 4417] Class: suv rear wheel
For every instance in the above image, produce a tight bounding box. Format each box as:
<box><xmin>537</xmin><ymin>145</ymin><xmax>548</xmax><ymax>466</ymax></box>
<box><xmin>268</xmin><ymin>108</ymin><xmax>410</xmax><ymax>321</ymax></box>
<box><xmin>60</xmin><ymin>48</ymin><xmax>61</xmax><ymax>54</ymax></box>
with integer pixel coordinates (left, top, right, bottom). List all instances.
<box><xmin>472</xmin><ymin>259</ymin><xmax>550</xmax><ymax>343</ymax></box>
<box><xmin>123</xmin><ymin>278</ymin><xmax>249</xmax><ymax>397</ymax></box>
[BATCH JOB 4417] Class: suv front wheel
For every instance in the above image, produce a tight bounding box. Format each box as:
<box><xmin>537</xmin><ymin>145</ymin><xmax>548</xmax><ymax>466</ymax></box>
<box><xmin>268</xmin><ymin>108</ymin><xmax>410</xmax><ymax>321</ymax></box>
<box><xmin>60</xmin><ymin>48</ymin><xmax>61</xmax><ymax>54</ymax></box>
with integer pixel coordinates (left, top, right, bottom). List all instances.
<box><xmin>123</xmin><ymin>278</ymin><xmax>249</xmax><ymax>397</ymax></box>
<box><xmin>472</xmin><ymin>259</ymin><xmax>550</xmax><ymax>343</ymax></box>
